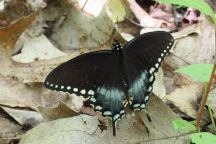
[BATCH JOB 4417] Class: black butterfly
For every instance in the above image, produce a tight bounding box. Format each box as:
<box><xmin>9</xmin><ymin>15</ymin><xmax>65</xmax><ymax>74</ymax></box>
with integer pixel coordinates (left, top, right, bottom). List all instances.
<box><xmin>44</xmin><ymin>31</ymin><xmax>174</xmax><ymax>136</ymax></box>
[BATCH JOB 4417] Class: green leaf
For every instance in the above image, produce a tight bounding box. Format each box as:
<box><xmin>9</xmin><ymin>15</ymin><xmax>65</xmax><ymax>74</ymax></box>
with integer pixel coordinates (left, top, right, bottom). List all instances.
<box><xmin>154</xmin><ymin>0</ymin><xmax>216</xmax><ymax>26</ymax></box>
<box><xmin>173</xmin><ymin>119</ymin><xmax>196</xmax><ymax>132</ymax></box>
<box><xmin>189</xmin><ymin>120</ymin><xmax>197</xmax><ymax>125</ymax></box>
<box><xmin>174</xmin><ymin>64</ymin><xmax>213</xmax><ymax>82</ymax></box>
<box><xmin>191</xmin><ymin>132</ymin><xmax>216</xmax><ymax>144</ymax></box>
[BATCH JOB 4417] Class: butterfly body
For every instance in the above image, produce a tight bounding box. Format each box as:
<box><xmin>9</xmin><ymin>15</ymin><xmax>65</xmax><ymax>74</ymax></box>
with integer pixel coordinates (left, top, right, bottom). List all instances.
<box><xmin>44</xmin><ymin>31</ymin><xmax>174</xmax><ymax>136</ymax></box>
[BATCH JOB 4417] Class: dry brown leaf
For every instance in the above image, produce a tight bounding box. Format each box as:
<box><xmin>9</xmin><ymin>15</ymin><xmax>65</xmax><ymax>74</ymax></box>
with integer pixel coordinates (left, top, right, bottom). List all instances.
<box><xmin>0</xmin><ymin>117</ymin><xmax>23</xmax><ymax>143</ymax></box>
<box><xmin>0</xmin><ymin>12</ymin><xmax>37</xmax><ymax>49</ymax></box>
<box><xmin>152</xmin><ymin>67</ymin><xmax>166</xmax><ymax>99</ymax></box>
<box><xmin>12</xmin><ymin>33</ymin><xmax>66</xmax><ymax>63</ymax></box>
<box><xmin>0</xmin><ymin>106</ymin><xmax>43</xmax><ymax>126</ymax></box>
<box><xmin>127</xmin><ymin>0</ymin><xmax>174</xmax><ymax>29</ymax></box>
<box><xmin>163</xmin><ymin>83</ymin><xmax>204</xmax><ymax>118</ymax></box>
<box><xmin>0</xmin><ymin>74</ymin><xmax>66</xmax><ymax>109</ymax></box>
<box><xmin>50</xmin><ymin>1</ymin><xmax>117</xmax><ymax>51</ymax></box>
<box><xmin>166</xmin><ymin>15</ymin><xmax>215</xmax><ymax>70</ymax></box>
<box><xmin>38</xmin><ymin>101</ymin><xmax>79</xmax><ymax>121</ymax></box>
<box><xmin>19</xmin><ymin>94</ymin><xmax>189</xmax><ymax>144</ymax></box>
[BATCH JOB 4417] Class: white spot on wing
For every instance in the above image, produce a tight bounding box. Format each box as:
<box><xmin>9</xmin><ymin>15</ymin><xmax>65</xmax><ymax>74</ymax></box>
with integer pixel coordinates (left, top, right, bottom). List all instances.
<box><xmin>167</xmin><ymin>46</ymin><xmax>169</xmax><ymax>49</ymax></box>
<box><xmin>61</xmin><ymin>86</ymin><xmax>64</xmax><ymax>89</ymax></box>
<box><xmin>148</xmin><ymin>86</ymin><xmax>152</xmax><ymax>92</ymax></box>
<box><xmin>46</xmin><ymin>82</ymin><xmax>49</xmax><ymax>85</ymax></box>
<box><xmin>120</xmin><ymin>110</ymin><xmax>125</xmax><ymax>115</ymax></box>
<box><xmin>158</xmin><ymin>58</ymin><xmax>162</xmax><ymax>62</ymax></box>
<box><xmin>140</xmin><ymin>104</ymin><xmax>146</xmax><ymax>109</ymax></box>
<box><xmin>133</xmin><ymin>103</ymin><xmax>140</xmax><ymax>108</ymax></box>
<box><xmin>145</xmin><ymin>95</ymin><xmax>149</xmax><ymax>101</ymax></box>
<box><xmin>149</xmin><ymin>67</ymin><xmax>155</xmax><ymax>74</ymax></box>
<box><xmin>67</xmin><ymin>86</ymin><xmax>71</xmax><ymax>90</ymax></box>
<box><xmin>103</xmin><ymin>111</ymin><xmax>112</xmax><ymax>116</ymax></box>
<box><xmin>50</xmin><ymin>84</ymin><xmax>53</xmax><ymax>87</ymax></box>
<box><xmin>80</xmin><ymin>89</ymin><xmax>86</xmax><ymax>94</ymax></box>
<box><xmin>149</xmin><ymin>75</ymin><xmax>154</xmax><ymax>82</ymax></box>
<box><xmin>161</xmin><ymin>53</ymin><xmax>164</xmax><ymax>57</ymax></box>
<box><xmin>155</xmin><ymin>63</ymin><xmax>159</xmax><ymax>68</ymax></box>
<box><xmin>169</xmin><ymin>42</ymin><xmax>172</xmax><ymax>45</ymax></box>
<box><xmin>73</xmin><ymin>88</ymin><xmax>78</xmax><ymax>92</ymax></box>
<box><xmin>88</xmin><ymin>90</ymin><xmax>94</xmax><ymax>95</ymax></box>
<box><xmin>95</xmin><ymin>105</ymin><xmax>102</xmax><ymax>111</ymax></box>
<box><xmin>55</xmin><ymin>85</ymin><xmax>58</xmax><ymax>88</ymax></box>
<box><xmin>164</xmin><ymin>50</ymin><xmax>167</xmax><ymax>53</ymax></box>
<box><xmin>90</xmin><ymin>97</ymin><xmax>96</xmax><ymax>103</ymax></box>
<box><xmin>113</xmin><ymin>114</ymin><xmax>120</xmax><ymax>121</ymax></box>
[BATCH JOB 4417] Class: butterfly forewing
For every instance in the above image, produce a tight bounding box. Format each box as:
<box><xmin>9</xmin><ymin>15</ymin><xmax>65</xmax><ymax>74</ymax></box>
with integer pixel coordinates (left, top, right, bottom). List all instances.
<box><xmin>124</xmin><ymin>31</ymin><xmax>174</xmax><ymax>74</ymax></box>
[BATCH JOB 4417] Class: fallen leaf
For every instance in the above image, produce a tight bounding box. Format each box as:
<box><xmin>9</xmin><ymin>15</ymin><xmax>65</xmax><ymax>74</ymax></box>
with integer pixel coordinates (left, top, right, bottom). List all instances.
<box><xmin>38</xmin><ymin>101</ymin><xmax>79</xmax><ymax>121</ymax></box>
<box><xmin>163</xmin><ymin>83</ymin><xmax>204</xmax><ymax>119</ymax></box>
<box><xmin>0</xmin><ymin>117</ymin><xmax>23</xmax><ymax>143</ymax></box>
<box><xmin>19</xmin><ymin>115</ymin><xmax>100</xmax><ymax>144</ymax></box>
<box><xmin>12</xmin><ymin>33</ymin><xmax>66</xmax><ymax>63</ymax></box>
<box><xmin>0</xmin><ymin>106</ymin><xmax>43</xmax><ymax>126</ymax></box>
<box><xmin>19</xmin><ymin>94</ymin><xmax>190</xmax><ymax>144</ymax></box>
<box><xmin>0</xmin><ymin>74</ymin><xmax>66</xmax><ymax>109</ymax></box>
<box><xmin>0</xmin><ymin>12</ymin><xmax>37</xmax><ymax>48</ymax></box>
<box><xmin>50</xmin><ymin>1</ymin><xmax>117</xmax><ymax>51</ymax></box>
<box><xmin>107</xmin><ymin>0</ymin><xmax>126</xmax><ymax>22</ymax></box>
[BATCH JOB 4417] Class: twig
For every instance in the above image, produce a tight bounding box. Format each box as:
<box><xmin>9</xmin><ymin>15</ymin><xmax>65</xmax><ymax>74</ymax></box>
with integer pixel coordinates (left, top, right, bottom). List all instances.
<box><xmin>136</xmin><ymin>132</ymin><xmax>193</xmax><ymax>144</ymax></box>
<box><xmin>124</xmin><ymin>16</ymin><xmax>143</xmax><ymax>27</ymax></box>
<box><xmin>196</xmin><ymin>63</ymin><xmax>216</xmax><ymax>130</ymax></box>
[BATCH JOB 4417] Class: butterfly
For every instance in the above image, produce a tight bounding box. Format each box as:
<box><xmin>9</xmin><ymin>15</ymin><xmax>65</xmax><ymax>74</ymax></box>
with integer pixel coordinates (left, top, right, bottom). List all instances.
<box><xmin>44</xmin><ymin>31</ymin><xmax>174</xmax><ymax>136</ymax></box>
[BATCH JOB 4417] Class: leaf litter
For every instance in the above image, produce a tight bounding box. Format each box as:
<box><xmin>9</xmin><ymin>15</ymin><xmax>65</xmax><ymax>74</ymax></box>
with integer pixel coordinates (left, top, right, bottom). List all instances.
<box><xmin>0</xmin><ymin>0</ymin><xmax>215</xmax><ymax>143</ymax></box>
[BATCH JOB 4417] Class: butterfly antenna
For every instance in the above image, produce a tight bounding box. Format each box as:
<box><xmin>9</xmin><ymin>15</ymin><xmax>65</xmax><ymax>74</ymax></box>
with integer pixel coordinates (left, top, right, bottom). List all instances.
<box><xmin>144</xmin><ymin>109</ymin><xmax>152</xmax><ymax>122</ymax></box>
<box><xmin>112</xmin><ymin>120</ymin><xmax>116</xmax><ymax>136</ymax></box>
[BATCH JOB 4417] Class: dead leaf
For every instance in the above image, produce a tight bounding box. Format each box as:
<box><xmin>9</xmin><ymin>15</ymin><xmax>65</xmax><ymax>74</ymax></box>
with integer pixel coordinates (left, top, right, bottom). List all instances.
<box><xmin>19</xmin><ymin>115</ymin><xmax>100</xmax><ymax>144</ymax></box>
<box><xmin>0</xmin><ymin>12</ymin><xmax>37</xmax><ymax>49</ymax></box>
<box><xmin>0</xmin><ymin>117</ymin><xmax>23</xmax><ymax>143</ymax></box>
<box><xmin>127</xmin><ymin>0</ymin><xmax>174</xmax><ymax>29</ymax></box>
<box><xmin>0</xmin><ymin>75</ymin><xmax>66</xmax><ymax>109</ymax></box>
<box><xmin>152</xmin><ymin>67</ymin><xmax>166</xmax><ymax>99</ymax></box>
<box><xmin>0</xmin><ymin>106</ymin><xmax>43</xmax><ymax>126</ymax></box>
<box><xmin>38</xmin><ymin>101</ymin><xmax>79</xmax><ymax>121</ymax></box>
<box><xmin>12</xmin><ymin>33</ymin><xmax>66</xmax><ymax>63</ymax></box>
<box><xmin>166</xmin><ymin>15</ymin><xmax>215</xmax><ymax>70</ymax></box>
<box><xmin>19</xmin><ymin>94</ymin><xmax>190</xmax><ymax>144</ymax></box>
<box><xmin>50</xmin><ymin>1</ymin><xmax>116</xmax><ymax>51</ymax></box>
<box><xmin>163</xmin><ymin>83</ymin><xmax>204</xmax><ymax>118</ymax></box>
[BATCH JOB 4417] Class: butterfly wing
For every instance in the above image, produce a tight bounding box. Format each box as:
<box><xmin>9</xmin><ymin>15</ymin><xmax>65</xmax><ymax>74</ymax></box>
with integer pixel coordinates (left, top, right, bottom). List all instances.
<box><xmin>44</xmin><ymin>50</ymin><xmax>126</xmax><ymax>135</ymax></box>
<box><xmin>123</xmin><ymin>31</ymin><xmax>174</xmax><ymax>109</ymax></box>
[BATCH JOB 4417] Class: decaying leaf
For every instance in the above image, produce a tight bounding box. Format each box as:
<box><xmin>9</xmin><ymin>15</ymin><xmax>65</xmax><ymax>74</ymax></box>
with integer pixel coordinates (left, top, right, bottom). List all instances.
<box><xmin>0</xmin><ymin>117</ymin><xmax>23</xmax><ymax>143</ymax></box>
<box><xmin>1</xmin><ymin>106</ymin><xmax>43</xmax><ymax>126</ymax></box>
<box><xmin>0</xmin><ymin>12</ymin><xmax>37</xmax><ymax>48</ymax></box>
<box><xmin>19</xmin><ymin>94</ymin><xmax>190</xmax><ymax>144</ymax></box>
<box><xmin>164</xmin><ymin>83</ymin><xmax>204</xmax><ymax>118</ymax></box>
<box><xmin>12</xmin><ymin>33</ymin><xmax>66</xmax><ymax>63</ymax></box>
<box><xmin>19</xmin><ymin>115</ymin><xmax>100</xmax><ymax>144</ymax></box>
<box><xmin>50</xmin><ymin>1</ymin><xmax>118</xmax><ymax>51</ymax></box>
<box><xmin>38</xmin><ymin>101</ymin><xmax>79</xmax><ymax>121</ymax></box>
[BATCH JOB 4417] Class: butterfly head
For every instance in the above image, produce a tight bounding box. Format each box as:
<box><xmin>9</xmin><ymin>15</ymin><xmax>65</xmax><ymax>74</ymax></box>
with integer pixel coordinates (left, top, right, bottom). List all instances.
<box><xmin>112</xmin><ymin>40</ymin><xmax>122</xmax><ymax>51</ymax></box>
